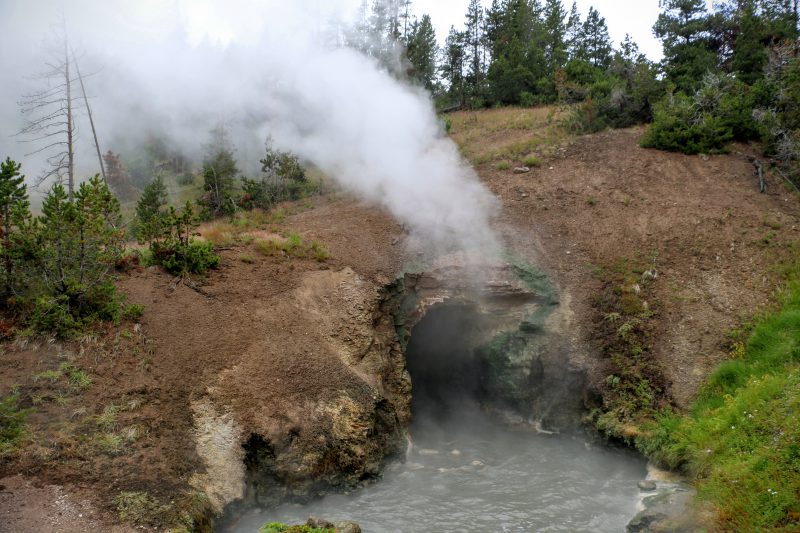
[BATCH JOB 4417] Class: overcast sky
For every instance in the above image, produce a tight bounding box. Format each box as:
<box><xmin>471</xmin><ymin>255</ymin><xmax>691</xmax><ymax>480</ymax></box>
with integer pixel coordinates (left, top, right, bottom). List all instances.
<box><xmin>0</xmin><ymin>0</ymin><xmax>714</xmax><ymax>183</ymax></box>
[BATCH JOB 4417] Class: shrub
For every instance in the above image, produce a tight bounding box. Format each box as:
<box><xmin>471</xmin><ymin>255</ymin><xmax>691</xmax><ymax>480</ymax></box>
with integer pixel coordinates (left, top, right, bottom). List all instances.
<box><xmin>0</xmin><ymin>393</ymin><xmax>28</xmax><ymax>457</ymax></box>
<box><xmin>148</xmin><ymin>202</ymin><xmax>220</xmax><ymax>276</ymax></box>
<box><xmin>154</xmin><ymin>240</ymin><xmax>219</xmax><ymax>276</ymax></box>
<box><xmin>519</xmin><ymin>91</ymin><xmax>537</xmax><ymax>108</ymax></box>
<box><xmin>640</xmin><ymin>93</ymin><xmax>734</xmax><ymax>154</ymax></box>
<box><xmin>441</xmin><ymin>116</ymin><xmax>452</xmax><ymax>134</ymax></box>
<box><xmin>641</xmin><ymin>74</ymin><xmax>762</xmax><ymax>155</ymax></box>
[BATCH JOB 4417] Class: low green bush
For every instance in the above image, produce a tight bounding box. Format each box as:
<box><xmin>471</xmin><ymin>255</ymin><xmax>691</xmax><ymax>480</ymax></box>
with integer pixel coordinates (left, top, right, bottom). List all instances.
<box><xmin>641</xmin><ymin>74</ymin><xmax>762</xmax><ymax>155</ymax></box>
<box><xmin>144</xmin><ymin>202</ymin><xmax>220</xmax><ymax>276</ymax></box>
<box><xmin>152</xmin><ymin>239</ymin><xmax>219</xmax><ymax>276</ymax></box>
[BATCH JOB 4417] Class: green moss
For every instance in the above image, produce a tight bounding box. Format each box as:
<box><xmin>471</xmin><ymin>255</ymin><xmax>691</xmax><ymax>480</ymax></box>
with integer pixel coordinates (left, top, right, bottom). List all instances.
<box><xmin>588</xmin><ymin>258</ymin><xmax>666</xmax><ymax>440</ymax></box>
<box><xmin>475</xmin><ymin>330</ymin><xmax>536</xmax><ymax>411</ymax></box>
<box><xmin>259</xmin><ymin>523</ymin><xmax>333</xmax><ymax>533</ymax></box>
<box><xmin>505</xmin><ymin>256</ymin><xmax>557</xmax><ymax>305</ymax></box>
<box><xmin>113</xmin><ymin>490</ymin><xmax>213</xmax><ymax>532</ymax></box>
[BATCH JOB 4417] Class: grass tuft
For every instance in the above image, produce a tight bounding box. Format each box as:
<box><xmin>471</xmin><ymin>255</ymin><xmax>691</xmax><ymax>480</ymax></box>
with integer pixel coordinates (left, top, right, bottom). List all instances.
<box><xmin>523</xmin><ymin>155</ymin><xmax>542</xmax><ymax>167</ymax></box>
<box><xmin>255</xmin><ymin>233</ymin><xmax>330</xmax><ymax>262</ymax></box>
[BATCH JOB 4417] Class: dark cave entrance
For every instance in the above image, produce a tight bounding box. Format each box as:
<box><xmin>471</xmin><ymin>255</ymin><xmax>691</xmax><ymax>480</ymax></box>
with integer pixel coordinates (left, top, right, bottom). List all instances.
<box><xmin>404</xmin><ymin>302</ymin><xmax>485</xmax><ymax>419</ymax></box>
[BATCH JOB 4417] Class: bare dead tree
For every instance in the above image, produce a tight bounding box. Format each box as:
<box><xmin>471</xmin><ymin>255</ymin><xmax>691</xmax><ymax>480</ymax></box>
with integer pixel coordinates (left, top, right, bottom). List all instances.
<box><xmin>73</xmin><ymin>50</ymin><xmax>106</xmax><ymax>184</ymax></box>
<box><xmin>17</xmin><ymin>29</ymin><xmax>78</xmax><ymax>198</ymax></box>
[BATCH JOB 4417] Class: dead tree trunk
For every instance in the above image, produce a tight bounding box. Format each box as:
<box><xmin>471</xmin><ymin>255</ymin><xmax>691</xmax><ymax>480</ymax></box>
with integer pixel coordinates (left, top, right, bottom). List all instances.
<box><xmin>65</xmin><ymin>39</ymin><xmax>74</xmax><ymax>199</ymax></box>
<box><xmin>73</xmin><ymin>52</ymin><xmax>106</xmax><ymax>184</ymax></box>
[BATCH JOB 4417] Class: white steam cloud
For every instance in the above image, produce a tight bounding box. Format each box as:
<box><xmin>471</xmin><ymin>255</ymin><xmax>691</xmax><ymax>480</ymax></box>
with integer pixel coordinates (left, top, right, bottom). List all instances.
<box><xmin>0</xmin><ymin>0</ymin><xmax>500</xmax><ymax>256</ymax></box>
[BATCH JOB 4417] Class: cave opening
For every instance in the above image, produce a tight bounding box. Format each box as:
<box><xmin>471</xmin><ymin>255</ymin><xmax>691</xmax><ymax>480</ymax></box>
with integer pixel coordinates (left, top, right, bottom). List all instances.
<box><xmin>404</xmin><ymin>302</ymin><xmax>486</xmax><ymax>420</ymax></box>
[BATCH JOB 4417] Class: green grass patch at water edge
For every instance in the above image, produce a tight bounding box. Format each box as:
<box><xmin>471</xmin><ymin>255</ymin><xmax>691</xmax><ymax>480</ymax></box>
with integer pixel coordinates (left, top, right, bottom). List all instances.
<box><xmin>638</xmin><ymin>275</ymin><xmax>800</xmax><ymax>530</ymax></box>
<box><xmin>259</xmin><ymin>523</ymin><xmax>333</xmax><ymax>533</ymax></box>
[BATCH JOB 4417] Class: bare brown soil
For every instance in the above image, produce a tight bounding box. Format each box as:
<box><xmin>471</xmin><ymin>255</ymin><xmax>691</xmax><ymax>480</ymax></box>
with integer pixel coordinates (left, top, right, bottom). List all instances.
<box><xmin>2</xmin><ymin>114</ymin><xmax>798</xmax><ymax>530</ymax></box>
<box><xmin>481</xmin><ymin>125</ymin><xmax>799</xmax><ymax>406</ymax></box>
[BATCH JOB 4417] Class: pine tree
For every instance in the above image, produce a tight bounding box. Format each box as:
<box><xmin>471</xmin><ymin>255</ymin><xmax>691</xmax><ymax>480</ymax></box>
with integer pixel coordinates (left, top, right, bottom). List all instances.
<box><xmin>201</xmin><ymin>124</ymin><xmax>238</xmax><ymax>218</ymax></box>
<box><xmin>0</xmin><ymin>158</ymin><xmax>30</xmax><ymax>299</ymax></box>
<box><xmin>732</xmin><ymin>1</ymin><xmax>769</xmax><ymax>84</ymax></box>
<box><xmin>406</xmin><ymin>14</ymin><xmax>438</xmax><ymax>92</ymax></box>
<box><xmin>543</xmin><ymin>0</ymin><xmax>569</xmax><ymax>72</ymax></box>
<box><xmin>577</xmin><ymin>7</ymin><xmax>613</xmax><ymax>68</ymax></box>
<box><xmin>654</xmin><ymin>0</ymin><xmax>719</xmax><ymax>92</ymax></box>
<box><xmin>135</xmin><ymin>175</ymin><xmax>169</xmax><ymax>244</ymax></box>
<box><xmin>32</xmin><ymin>176</ymin><xmax>124</xmax><ymax>334</ymax></box>
<box><xmin>441</xmin><ymin>26</ymin><xmax>467</xmax><ymax>105</ymax></box>
<box><xmin>565</xmin><ymin>1</ymin><xmax>582</xmax><ymax>58</ymax></box>
<box><xmin>464</xmin><ymin>0</ymin><xmax>485</xmax><ymax>87</ymax></box>
<box><xmin>485</xmin><ymin>0</ymin><xmax>540</xmax><ymax>104</ymax></box>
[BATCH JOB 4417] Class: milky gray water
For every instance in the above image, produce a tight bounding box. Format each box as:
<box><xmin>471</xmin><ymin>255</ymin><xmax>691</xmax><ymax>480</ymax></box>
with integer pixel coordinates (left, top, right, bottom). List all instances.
<box><xmin>223</xmin><ymin>408</ymin><xmax>647</xmax><ymax>533</ymax></box>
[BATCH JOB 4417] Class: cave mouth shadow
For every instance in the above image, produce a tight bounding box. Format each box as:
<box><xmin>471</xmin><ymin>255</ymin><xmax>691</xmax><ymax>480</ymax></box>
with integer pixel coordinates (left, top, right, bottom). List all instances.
<box><xmin>405</xmin><ymin>302</ymin><xmax>486</xmax><ymax>422</ymax></box>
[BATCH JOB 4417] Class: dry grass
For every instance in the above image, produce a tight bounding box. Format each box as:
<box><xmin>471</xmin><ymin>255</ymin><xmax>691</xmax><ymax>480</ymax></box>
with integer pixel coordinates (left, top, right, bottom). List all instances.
<box><xmin>447</xmin><ymin>106</ymin><xmax>571</xmax><ymax>166</ymax></box>
<box><xmin>254</xmin><ymin>232</ymin><xmax>330</xmax><ymax>262</ymax></box>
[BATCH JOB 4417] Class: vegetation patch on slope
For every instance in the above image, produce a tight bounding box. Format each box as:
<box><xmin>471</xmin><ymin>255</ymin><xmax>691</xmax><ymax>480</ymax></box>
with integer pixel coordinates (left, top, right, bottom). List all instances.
<box><xmin>587</xmin><ymin>256</ymin><xmax>671</xmax><ymax>441</ymax></box>
<box><xmin>638</xmin><ymin>261</ymin><xmax>800</xmax><ymax>531</ymax></box>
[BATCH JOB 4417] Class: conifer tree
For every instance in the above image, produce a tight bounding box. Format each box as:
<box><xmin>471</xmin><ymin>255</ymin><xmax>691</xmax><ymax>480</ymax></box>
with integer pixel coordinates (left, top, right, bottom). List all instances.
<box><xmin>135</xmin><ymin>175</ymin><xmax>169</xmax><ymax>244</ymax></box>
<box><xmin>103</xmin><ymin>150</ymin><xmax>138</xmax><ymax>203</ymax></box>
<box><xmin>565</xmin><ymin>1</ymin><xmax>582</xmax><ymax>58</ymax></box>
<box><xmin>464</xmin><ymin>0</ymin><xmax>485</xmax><ymax>87</ymax></box>
<box><xmin>441</xmin><ymin>26</ymin><xmax>467</xmax><ymax>105</ymax></box>
<box><xmin>201</xmin><ymin>124</ymin><xmax>238</xmax><ymax>218</ymax></box>
<box><xmin>577</xmin><ymin>7</ymin><xmax>613</xmax><ymax>68</ymax></box>
<box><xmin>406</xmin><ymin>14</ymin><xmax>438</xmax><ymax>91</ymax></box>
<box><xmin>654</xmin><ymin>0</ymin><xmax>718</xmax><ymax>92</ymax></box>
<box><xmin>0</xmin><ymin>158</ymin><xmax>30</xmax><ymax>299</ymax></box>
<box><xmin>543</xmin><ymin>0</ymin><xmax>569</xmax><ymax>72</ymax></box>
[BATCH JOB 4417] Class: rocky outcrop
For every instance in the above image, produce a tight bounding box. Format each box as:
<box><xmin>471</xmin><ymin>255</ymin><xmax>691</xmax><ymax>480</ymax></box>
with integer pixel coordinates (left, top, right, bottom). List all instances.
<box><xmin>197</xmin><ymin>256</ymin><xmax>577</xmax><ymax>517</ymax></box>
<box><xmin>392</xmin><ymin>256</ymin><xmax>584</xmax><ymax>429</ymax></box>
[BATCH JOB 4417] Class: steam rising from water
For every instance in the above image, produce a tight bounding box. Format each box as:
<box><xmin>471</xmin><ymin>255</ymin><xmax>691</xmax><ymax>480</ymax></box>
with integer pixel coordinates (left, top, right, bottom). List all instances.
<box><xmin>261</xmin><ymin>43</ymin><xmax>500</xmax><ymax>255</ymax></box>
<box><xmin>0</xmin><ymin>0</ymin><xmax>501</xmax><ymax>257</ymax></box>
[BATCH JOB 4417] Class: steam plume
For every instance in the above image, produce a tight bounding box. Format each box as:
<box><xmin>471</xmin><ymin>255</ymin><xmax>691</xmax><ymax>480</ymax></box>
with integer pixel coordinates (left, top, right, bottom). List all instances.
<box><xmin>0</xmin><ymin>0</ymin><xmax>501</xmax><ymax>257</ymax></box>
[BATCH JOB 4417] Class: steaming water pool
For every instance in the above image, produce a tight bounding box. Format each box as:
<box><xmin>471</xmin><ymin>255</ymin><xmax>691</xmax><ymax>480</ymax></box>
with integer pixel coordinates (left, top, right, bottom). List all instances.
<box><xmin>222</xmin><ymin>409</ymin><xmax>647</xmax><ymax>533</ymax></box>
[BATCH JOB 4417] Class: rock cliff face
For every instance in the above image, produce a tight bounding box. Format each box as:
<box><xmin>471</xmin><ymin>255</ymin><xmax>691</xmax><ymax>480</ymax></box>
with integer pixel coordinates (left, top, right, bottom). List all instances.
<box><xmin>198</xmin><ymin>257</ymin><xmax>580</xmax><ymax>517</ymax></box>
<box><xmin>391</xmin><ymin>258</ymin><xmax>584</xmax><ymax>430</ymax></box>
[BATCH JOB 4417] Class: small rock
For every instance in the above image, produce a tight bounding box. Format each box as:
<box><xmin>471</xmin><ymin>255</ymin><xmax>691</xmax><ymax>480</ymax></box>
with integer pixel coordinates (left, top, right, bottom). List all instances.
<box><xmin>334</xmin><ymin>521</ymin><xmax>362</xmax><ymax>533</ymax></box>
<box><xmin>307</xmin><ymin>517</ymin><xmax>335</xmax><ymax>529</ymax></box>
<box><xmin>391</xmin><ymin>237</ymin><xmax>399</xmax><ymax>245</ymax></box>
<box><xmin>513</xmin><ymin>166</ymin><xmax>531</xmax><ymax>174</ymax></box>
<box><xmin>638</xmin><ymin>480</ymin><xmax>657</xmax><ymax>491</ymax></box>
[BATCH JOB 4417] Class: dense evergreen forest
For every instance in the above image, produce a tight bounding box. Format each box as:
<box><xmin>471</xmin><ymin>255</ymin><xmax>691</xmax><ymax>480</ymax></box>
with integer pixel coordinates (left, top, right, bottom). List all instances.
<box><xmin>351</xmin><ymin>0</ymin><xmax>800</xmax><ymax>183</ymax></box>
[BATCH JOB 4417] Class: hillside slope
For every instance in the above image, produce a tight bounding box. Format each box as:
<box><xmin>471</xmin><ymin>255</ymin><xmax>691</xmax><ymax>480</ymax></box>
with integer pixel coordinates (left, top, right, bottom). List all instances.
<box><xmin>2</xmin><ymin>108</ymin><xmax>799</xmax><ymax>530</ymax></box>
